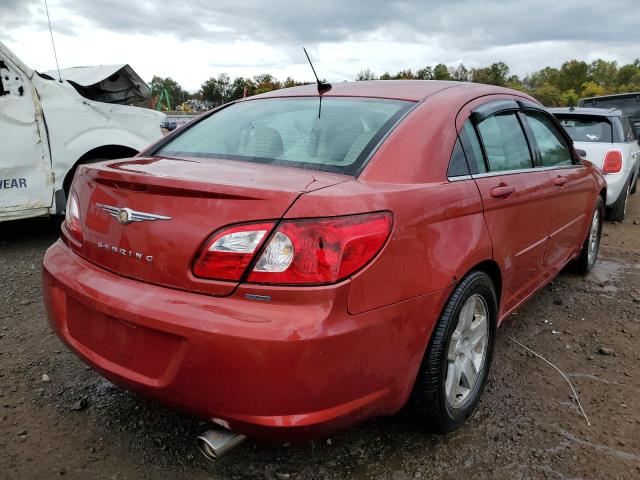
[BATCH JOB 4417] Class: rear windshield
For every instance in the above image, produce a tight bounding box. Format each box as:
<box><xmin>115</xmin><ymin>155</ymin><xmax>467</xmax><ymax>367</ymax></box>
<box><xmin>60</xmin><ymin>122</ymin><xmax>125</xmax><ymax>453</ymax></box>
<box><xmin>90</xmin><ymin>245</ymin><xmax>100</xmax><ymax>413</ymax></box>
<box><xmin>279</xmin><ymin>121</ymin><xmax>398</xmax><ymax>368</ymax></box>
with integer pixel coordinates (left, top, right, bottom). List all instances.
<box><xmin>555</xmin><ymin>115</ymin><xmax>612</xmax><ymax>143</ymax></box>
<box><xmin>155</xmin><ymin>97</ymin><xmax>413</xmax><ymax>175</ymax></box>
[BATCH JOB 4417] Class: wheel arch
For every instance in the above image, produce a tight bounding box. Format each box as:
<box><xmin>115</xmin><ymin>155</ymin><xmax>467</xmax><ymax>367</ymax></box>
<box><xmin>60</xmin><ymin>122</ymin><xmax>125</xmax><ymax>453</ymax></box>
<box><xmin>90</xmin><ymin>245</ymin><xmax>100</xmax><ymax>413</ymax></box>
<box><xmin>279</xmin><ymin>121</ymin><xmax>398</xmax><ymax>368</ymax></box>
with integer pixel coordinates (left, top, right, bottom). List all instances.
<box><xmin>62</xmin><ymin>144</ymin><xmax>139</xmax><ymax>196</ymax></box>
<box><xmin>464</xmin><ymin>259</ymin><xmax>502</xmax><ymax>312</ymax></box>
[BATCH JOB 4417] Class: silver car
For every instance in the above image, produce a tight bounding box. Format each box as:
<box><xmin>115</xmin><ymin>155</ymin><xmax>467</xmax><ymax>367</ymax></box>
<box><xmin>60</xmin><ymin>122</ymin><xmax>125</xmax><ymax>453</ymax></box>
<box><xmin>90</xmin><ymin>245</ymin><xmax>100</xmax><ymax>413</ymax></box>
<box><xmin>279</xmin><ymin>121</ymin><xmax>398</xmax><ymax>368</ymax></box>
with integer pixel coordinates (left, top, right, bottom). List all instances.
<box><xmin>550</xmin><ymin>107</ymin><xmax>640</xmax><ymax>221</ymax></box>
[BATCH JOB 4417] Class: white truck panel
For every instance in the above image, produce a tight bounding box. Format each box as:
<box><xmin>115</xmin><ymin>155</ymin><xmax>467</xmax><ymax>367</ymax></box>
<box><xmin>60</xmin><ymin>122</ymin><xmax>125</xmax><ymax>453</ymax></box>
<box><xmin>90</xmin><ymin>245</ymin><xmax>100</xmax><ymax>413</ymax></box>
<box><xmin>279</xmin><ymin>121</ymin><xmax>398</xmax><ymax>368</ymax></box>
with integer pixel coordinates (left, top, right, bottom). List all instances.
<box><xmin>0</xmin><ymin>41</ymin><xmax>164</xmax><ymax>222</ymax></box>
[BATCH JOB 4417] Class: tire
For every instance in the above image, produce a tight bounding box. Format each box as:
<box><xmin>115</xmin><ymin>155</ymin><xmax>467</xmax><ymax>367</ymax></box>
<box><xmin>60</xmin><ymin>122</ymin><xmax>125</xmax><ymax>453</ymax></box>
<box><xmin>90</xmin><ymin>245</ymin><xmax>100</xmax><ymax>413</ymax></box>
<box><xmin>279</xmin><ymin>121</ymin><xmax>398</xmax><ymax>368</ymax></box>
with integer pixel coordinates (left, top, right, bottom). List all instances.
<box><xmin>572</xmin><ymin>196</ymin><xmax>603</xmax><ymax>276</ymax></box>
<box><xmin>410</xmin><ymin>271</ymin><xmax>497</xmax><ymax>433</ymax></box>
<box><xmin>63</xmin><ymin>158</ymin><xmax>106</xmax><ymax>198</ymax></box>
<box><xmin>606</xmin><ymin>178</ymin><xmax>630</xmax><ymax>222</ymax></box>
<box><xmin>631</xmin><ymin>171</ymin><xmax>638</xmax><ymax>195</ymax></box>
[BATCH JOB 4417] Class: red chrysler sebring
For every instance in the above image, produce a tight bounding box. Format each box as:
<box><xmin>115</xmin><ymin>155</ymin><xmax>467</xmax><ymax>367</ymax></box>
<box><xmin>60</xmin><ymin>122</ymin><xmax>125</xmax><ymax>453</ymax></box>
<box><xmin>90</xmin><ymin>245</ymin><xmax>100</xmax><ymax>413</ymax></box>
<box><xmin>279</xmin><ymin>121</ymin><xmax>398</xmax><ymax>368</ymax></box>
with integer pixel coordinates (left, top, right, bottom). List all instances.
<box><xmin>43</xmin><ymin>80</ymin><xmax>605</xmax><ymax>451</ymax></box>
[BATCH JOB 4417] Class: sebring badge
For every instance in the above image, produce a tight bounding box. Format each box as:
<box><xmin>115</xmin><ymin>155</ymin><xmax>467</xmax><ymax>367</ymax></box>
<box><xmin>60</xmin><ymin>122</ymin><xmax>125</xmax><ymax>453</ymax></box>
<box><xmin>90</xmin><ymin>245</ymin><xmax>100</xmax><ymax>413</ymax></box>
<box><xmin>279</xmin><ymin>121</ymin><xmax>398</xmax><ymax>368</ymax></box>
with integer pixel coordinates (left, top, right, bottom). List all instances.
<box><xmin>96</xmin><ymin>203</ymin><xmax>172</xmax><ymax>225</ymax></box>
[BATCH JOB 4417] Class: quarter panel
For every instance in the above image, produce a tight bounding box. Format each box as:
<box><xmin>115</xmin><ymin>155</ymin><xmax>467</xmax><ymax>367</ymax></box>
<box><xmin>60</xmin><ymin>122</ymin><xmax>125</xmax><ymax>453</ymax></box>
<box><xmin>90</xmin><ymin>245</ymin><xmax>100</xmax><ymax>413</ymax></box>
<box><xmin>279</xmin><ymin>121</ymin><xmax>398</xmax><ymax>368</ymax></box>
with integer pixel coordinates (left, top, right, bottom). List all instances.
<box><xmin>285</xmin><ymin>179</ymin><xmax>491</xmax><ymax>314</ymax></box>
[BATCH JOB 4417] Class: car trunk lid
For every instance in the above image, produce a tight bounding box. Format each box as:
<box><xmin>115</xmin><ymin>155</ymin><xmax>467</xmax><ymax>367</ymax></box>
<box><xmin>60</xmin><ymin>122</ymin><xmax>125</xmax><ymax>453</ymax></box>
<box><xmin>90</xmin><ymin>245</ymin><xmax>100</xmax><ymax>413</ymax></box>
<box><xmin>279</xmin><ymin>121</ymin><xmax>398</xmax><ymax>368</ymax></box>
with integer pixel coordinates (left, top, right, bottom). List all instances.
<box><xmin>71</xmin><ymin>156</ymin><xmax>349</xmax><ymax>296</ymax></box>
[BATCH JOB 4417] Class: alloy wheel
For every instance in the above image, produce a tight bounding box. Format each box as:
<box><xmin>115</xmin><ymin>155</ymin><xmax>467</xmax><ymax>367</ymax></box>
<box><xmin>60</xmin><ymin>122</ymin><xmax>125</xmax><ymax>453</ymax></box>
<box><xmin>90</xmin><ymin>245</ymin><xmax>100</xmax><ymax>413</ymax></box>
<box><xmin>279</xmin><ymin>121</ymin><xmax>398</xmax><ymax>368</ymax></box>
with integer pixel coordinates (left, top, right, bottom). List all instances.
<box><xmin>445</xmin><ymin>294</ymin><xmax>489</xmax><ymax>408</ymax></box>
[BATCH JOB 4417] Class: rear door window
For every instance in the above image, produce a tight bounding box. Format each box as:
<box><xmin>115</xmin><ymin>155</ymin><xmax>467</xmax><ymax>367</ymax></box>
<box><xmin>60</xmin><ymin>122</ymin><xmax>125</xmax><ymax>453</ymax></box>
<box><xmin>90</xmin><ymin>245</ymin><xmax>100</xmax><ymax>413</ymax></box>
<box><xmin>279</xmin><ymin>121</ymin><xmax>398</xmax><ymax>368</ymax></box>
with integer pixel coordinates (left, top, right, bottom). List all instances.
<box><xmin>155</xmin><ymin>97</ymin><xmax>413</xmax><ymax>176</ymax></box>
<box><xmin>523</xmin><ymin>111</ymin><xmax>573</xmax><ymax>167</ymax></box>
<box><xmin>476</xmin><ymin>113</ymin><xmax>533</xmax><ymax>172</ymax></box>
<box><xmin>555</xmin><ymin>115</ymin><xmax>613</xmax><ymax>143</ymax></box>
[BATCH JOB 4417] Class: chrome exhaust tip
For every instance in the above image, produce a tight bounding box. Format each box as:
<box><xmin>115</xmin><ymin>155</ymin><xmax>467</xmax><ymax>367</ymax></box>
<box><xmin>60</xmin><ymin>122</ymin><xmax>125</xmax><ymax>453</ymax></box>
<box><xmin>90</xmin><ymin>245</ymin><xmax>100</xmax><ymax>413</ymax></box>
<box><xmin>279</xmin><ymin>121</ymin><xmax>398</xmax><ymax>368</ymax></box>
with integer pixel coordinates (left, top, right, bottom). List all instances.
<box><xmin>197</xmin><ymin>429</ymin><xmax>247</xmax><ymax>461</ymax></box>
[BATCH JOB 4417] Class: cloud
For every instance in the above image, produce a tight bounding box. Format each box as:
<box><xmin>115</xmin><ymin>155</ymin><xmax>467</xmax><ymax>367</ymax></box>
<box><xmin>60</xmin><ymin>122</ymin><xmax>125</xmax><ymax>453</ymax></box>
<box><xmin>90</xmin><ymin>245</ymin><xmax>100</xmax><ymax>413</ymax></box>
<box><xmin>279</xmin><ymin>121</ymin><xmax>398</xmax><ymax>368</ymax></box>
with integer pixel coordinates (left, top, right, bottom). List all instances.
<box><xmin>39</xmin><ymin>0</ymin><xmax>639</xmax><ymax>49</ymax></box>
<box><xmin>1</xmin><ymin>0</ymin><xmax>639</xmax><ymax>91</ymax></box>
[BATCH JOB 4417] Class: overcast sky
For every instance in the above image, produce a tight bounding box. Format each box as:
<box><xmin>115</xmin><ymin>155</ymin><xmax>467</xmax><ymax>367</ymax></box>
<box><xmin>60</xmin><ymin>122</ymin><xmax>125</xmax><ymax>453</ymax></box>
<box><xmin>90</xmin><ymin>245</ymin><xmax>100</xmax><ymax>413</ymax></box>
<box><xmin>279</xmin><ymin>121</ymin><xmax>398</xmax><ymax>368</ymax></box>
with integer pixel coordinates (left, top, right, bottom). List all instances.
<box><xmin>1</xmin><ymin>0</ymin><xmax>639</xmax><ymax>92</ymax></box>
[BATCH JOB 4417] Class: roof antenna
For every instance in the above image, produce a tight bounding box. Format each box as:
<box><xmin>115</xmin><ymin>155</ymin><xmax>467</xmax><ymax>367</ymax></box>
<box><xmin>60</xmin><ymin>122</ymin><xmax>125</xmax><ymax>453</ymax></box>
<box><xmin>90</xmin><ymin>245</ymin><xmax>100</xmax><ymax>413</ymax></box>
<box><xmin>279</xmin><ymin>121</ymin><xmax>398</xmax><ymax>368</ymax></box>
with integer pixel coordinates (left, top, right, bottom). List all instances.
<box><xmin>44</xmin><ymin>0</ymin><xmax>63</xmax><ymax>82</ymax></box>
<box><xmin>303</xmin><ymin>47</ymin><xmax>331</xmax><ymax>94</ymax></box>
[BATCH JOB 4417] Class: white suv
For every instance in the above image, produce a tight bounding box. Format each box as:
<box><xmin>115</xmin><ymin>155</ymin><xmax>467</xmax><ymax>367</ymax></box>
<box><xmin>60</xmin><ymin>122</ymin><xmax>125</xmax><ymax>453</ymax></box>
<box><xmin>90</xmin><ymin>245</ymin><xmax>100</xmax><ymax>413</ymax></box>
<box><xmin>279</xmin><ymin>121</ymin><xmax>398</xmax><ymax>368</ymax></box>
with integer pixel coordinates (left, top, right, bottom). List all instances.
<box><xmin>550</xmin><ymin>107</ymin><xmax>640</xmax><ymax>221</ymax></box>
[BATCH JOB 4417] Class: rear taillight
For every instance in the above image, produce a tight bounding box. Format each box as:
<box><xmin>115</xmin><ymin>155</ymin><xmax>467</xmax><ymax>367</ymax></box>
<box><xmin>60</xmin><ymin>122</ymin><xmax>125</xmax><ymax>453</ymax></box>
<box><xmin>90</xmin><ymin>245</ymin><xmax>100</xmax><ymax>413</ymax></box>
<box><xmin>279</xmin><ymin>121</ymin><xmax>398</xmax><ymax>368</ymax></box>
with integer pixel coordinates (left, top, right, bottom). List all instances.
<box><xmin>193</xmin><ymin>212</ymin><xmax>393</xmax><ymax>285</ymax></box>
<box><xmin>193</xmin><ymin>222</ymin><xmax>275</xmax><ymax>281</ymax></box>
<box><xmin>603</xmin><ymin>150</ymin><xmax>622</xmax><ymax>174</ymax></box>
<box><xmin>64</xmin><ymin>190</ymin><xmax>83</xmax><ymax>243</ymax></box>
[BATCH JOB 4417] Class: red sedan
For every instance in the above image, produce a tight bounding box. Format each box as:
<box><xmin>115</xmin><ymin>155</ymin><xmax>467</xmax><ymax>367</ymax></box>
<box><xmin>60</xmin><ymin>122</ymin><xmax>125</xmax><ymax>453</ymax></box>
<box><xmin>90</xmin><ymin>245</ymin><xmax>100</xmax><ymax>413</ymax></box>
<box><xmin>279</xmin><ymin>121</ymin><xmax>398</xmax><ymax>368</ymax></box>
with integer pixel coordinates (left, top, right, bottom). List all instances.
<box><xmin>43</xmin><ymin>80</ymin><xmax>605</xmax><ymax>449</ymax></box>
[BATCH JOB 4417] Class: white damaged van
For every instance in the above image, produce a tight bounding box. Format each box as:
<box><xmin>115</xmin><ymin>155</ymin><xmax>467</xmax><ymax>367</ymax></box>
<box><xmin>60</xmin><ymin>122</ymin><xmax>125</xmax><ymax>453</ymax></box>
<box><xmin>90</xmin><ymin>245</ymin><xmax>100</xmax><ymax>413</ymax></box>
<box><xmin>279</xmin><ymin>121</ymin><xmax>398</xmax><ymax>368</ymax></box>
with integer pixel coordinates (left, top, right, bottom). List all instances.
<box><xmin>0</xmin><ymin>41</ymin><xmax>164</xmax><ymax>222</ymax></box>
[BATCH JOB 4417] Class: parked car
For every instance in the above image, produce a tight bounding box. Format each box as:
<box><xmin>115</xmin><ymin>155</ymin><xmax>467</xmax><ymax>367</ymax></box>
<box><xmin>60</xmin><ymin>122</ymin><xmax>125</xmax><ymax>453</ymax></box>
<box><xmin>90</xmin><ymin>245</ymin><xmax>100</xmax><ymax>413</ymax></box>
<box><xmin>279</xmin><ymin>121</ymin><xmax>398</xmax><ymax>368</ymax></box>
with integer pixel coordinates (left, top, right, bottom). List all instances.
<box><xmin>579</xmin><ymin>92</ymin><xmax>640</xmax><ymax>138</ymax></box>
<box><xmin>43</xmin><ymin>81</ymin><xmax>605</xmax><ymax>457</ymax></box>
<box><xmin>550</xmin><ymin>107</ymin><xmax>640</xmax><ymax>221</ymax></box>
<box><xmin>0</xmin><ymin>41</ymin><xmax>164</xmax><ymax>222</ymax></box>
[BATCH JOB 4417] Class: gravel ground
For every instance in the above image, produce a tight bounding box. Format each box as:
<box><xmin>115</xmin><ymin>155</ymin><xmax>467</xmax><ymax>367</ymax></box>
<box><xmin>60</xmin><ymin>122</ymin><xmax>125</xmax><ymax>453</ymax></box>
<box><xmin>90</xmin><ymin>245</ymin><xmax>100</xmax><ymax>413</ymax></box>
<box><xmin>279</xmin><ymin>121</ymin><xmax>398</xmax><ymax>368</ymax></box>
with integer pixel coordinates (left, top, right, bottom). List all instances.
<box><xmin>1</xmin><ymin>196</ymin><xmax>639</xmax><ymax>480</ymax></box>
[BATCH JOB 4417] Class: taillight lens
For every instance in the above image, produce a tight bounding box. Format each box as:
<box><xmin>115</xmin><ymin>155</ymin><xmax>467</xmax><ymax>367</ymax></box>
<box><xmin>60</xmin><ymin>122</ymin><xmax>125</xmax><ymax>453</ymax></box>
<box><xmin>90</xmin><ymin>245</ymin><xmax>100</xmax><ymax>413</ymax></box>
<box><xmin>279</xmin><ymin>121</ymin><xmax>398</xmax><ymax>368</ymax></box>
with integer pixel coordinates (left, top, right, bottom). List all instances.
<box><xmin>193</xmin><ymin>212</ymin><xmax>393</xmax><ymax>285</ymax></box>
<box><xmin>193</xmin><ymin>222</ymin><xmax>275</xmax><ymax>281</ymax></box>
<box><xmin>64</xmin><ymin>190</ymin><xmax>83</xmax><ymax>243</ymax></box>
<box><xmin>249</xmin><ymin>212</ymin><xmax>392</xmax><ymax>285</ymax></box>
<box><xmin>603</xmin><ymin>150</ymin><xmax>622</xmax><ymax>174</ymax></box>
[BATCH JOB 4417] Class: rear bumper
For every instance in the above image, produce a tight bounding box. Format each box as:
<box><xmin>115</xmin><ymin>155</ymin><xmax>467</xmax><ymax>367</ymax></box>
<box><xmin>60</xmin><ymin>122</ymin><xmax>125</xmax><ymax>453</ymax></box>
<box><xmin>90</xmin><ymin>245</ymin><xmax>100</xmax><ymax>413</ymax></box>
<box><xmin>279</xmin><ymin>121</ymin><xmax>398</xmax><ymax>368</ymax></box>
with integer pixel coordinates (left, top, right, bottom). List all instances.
<box><xmin>42</xmin><ymin>240</ymin><xmax>447</xmax><ymax>440</ymax></box>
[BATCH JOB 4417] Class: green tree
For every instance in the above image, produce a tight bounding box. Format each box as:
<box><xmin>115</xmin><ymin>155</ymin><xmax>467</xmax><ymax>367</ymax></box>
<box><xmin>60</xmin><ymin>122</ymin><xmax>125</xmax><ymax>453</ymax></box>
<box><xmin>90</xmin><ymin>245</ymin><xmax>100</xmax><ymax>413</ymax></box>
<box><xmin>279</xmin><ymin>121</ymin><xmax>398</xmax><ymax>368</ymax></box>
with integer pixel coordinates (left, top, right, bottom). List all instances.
<box><xmin>416</xmin><ymin>66</ymin><xmax>434</xmax><ymax>80</ymax></box>
<box><xmin>533</xmin><ymin>83</ymin><xmax>562</xmax><ymax>106</ymax></box>
<box><xmin>560</xmin><ymin>89</ymin><xmax>579</xmax><ymax>107</ymax></box>
<box><xmin>450</xmin><ymin>63</ymin><xmax>469</xmax><ymax>82</ymax></box>
<box><xmin>471</xmin><ymin>62</ymin><xmax>509</xmax><ymax>86</ymax></box>
<box><xmin>616</xmin><ymin>61</ymin><xmax>640</xmax><ymax>87</ymax></box>
<box><xmin>558</xmin><ymin>60</ymin><xmax>589</xmax><ymax>93</ymax></box>
<box><xmin>581</xmin><ymin>81</ymin><xmax>606</xmax><ymax>98</ymax></box>
<box><xmin>149</xmin><ymin>76</ymin><xmax>188</xmax><ymax>109</ymax></box>
<box><xmin>433</xmin><ymin>63</ymin><xmax>451</xmax><ymax>80</ymax></box>
<box><xmin>588</xmin><ymin>60</ymin><xmax>618</xmax><ymax>89</ymax></box>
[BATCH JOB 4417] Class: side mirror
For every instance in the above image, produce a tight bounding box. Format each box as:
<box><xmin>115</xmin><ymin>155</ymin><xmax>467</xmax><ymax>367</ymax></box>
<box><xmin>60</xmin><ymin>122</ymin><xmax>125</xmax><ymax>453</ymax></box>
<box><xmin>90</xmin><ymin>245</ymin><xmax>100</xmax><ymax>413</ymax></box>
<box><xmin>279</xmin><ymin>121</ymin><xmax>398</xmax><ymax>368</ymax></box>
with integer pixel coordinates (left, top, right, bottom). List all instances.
<box><xmin>575</xmin><ymin>148</ymin><xmax>587</xmax><ymax>157</ymax></box>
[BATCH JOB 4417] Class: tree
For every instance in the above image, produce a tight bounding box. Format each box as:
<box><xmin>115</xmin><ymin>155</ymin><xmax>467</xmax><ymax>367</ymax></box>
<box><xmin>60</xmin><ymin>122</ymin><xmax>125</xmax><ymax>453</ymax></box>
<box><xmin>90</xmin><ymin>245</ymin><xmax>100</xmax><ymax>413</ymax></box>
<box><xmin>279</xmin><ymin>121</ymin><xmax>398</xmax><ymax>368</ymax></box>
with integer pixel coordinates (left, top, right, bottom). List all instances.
<box><xmin>616</xmin><ymin>61</ymin><xmax>640</xmax><ymax>87</ymax></box>
<box><xmin>416</xmin><ymin>66</ymin><xmax>433</xmax><ymax>80</ymax></box>
<box><xmin>450</xmin><ymin>63</ymin><xmax>469</xmax><ymax>82</ymax></box>
<box><xmin>393</xmin><ymin>69</ymin><xmax>415</xmax><ymax>79</ymax></box>
<box><xmin>580</xmin><ymin>81</ymin><xmax>606</xmax><ymax>98</ymax></box>
<box><xmin>588</xmin><ymin>60</ymin><xmax>618</xmax><ymax>89</ymax></box>
<box><xmin>534</xmin><ymin>83</ymin><xmax>562</xmax><ymax>106</ymax></box>
<box><xmin>356</xmin><ymin>68</ymin><xmax>377</xmax><ymax>81</ymax></box>
<box><xmin>149</xmin><ymin>76</ymin><xmax>188</xmax><ymax>109</ymax></box>
<box><xmin>433</xmin><ymin>63</ymin><xmax>451</xmax><ymax>80</ymax></box>
<box><xmin>560</xmin><ymin>89</ymin><xmax>579</xmax><ymax>107</ymax></box>
<box><xmin>471</xmin><ymin>62</ymin><xmax>509</xmax><ymax>86</ymax></box>
<box><xmin>558</xmin><ymin>60</ymin><xmax>589</xmax><ymax>93</ymax></box>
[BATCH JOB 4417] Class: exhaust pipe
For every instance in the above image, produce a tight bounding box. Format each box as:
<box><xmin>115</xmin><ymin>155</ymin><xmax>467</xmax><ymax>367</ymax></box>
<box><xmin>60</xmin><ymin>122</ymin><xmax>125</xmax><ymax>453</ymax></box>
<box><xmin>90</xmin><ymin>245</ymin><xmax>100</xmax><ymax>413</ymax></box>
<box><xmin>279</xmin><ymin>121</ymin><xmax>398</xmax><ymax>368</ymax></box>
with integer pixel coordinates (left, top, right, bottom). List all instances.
<box><xmin>197</xmin><ymin>429</ymin><xmax>247</xmax><ymax>461</ymax></box>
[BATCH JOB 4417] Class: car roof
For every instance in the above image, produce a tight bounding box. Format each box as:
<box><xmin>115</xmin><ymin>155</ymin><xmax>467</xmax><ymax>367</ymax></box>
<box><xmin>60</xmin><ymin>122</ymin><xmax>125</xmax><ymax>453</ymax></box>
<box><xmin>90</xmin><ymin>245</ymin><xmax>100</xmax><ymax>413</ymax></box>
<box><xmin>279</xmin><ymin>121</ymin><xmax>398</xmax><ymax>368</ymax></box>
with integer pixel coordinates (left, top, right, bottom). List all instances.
<box><xmin>248</xmin><ymin>80</ymin><xmax>517</xmax><ymax>102</ymax></box>
<box><xmin>548</xmin><ymin>106</ymin><xmax>623</xmax><ymax>117</ymax></box>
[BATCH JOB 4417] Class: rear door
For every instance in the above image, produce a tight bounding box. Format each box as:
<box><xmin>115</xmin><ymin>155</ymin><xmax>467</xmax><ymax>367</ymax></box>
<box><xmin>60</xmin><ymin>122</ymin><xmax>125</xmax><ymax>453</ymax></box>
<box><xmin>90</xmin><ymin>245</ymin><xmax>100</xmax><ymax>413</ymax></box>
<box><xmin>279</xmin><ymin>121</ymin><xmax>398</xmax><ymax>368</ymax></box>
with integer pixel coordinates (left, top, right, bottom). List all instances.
<box><xmin>458</xmin><ymin>100</ymin><xmax>553</xmax><ymax>315</ymax></box>
<box><xmin>0</xmin><ymin>49</ymin><xmax>52</xmax><ymax>219</ymax></box>
<box><xmin>520</xmin><ymin>109</ymin><xmax>594</xmax><ymax>270</ymax></box>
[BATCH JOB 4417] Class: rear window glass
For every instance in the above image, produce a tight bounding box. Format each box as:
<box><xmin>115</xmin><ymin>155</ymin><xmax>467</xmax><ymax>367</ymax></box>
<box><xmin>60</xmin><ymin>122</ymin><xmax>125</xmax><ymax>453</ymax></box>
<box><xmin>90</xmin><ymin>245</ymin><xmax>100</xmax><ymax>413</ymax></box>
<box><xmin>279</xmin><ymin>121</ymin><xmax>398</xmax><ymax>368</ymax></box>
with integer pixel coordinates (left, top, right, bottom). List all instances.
<box><xmin>155</xmin><ymin>97</ymin><xmax>413</xmax><ymax>175</ymax></box>
<box><xmin>555</xmin><ymin>115</ymin><xmax>613</xmax><ymax>143</ymax></box>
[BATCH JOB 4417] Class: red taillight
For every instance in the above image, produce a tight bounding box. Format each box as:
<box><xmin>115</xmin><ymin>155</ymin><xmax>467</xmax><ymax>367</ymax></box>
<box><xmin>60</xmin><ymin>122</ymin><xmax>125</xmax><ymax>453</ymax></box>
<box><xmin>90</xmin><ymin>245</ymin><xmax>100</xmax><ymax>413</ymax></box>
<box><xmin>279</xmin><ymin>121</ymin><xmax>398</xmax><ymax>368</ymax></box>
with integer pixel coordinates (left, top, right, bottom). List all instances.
<box><xmin>64</xmin><ymin>190</ymin><xmax>83</xmax><ymax>243</ymax></box>
<box><xmin>193</xmin><ymin>212</ymin><xmax>393</xmax><ymax>285</ymax></box>
<box><xmin>603</xmin><ymin>150</ymin><xmax>622</xmax><ymax>174</ymax></box>
<box><xmin>193</xmin><ymin>222</ymin><xmax>275</xmax><ymax>281</ymax></box>
<box><xmin>249</xmin><ymin>212</ymin><xmax>393</xmax><ymax>285</ymax></box>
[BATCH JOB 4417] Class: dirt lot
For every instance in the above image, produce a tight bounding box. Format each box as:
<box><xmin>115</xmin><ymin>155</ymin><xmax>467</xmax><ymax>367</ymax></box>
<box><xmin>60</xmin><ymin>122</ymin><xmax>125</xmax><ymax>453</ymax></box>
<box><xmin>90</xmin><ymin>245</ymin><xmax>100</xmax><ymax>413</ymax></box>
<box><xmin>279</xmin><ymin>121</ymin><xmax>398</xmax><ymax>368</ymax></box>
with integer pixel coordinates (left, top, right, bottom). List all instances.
<box><xmin>1</xmin><ymin>196</ymin><xmax>639</xmax><ymax>480</ymax></box>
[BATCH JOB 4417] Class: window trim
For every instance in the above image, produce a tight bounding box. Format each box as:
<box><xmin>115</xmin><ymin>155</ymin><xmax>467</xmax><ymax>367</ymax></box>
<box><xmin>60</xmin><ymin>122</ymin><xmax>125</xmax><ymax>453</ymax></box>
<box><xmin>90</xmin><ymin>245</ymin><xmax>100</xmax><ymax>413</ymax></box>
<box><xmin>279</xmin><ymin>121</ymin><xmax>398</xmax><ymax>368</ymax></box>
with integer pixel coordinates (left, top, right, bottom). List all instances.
<box><xmin>520</xmin><ymin>109</ymin><xmax>579</xmax><ymax>168</ymax></box>
<box><xmin>457</xmin><ymin>99</ymin><xmax>584</xmax><ymax>179</ymax></box>
<box><xmin>472</xmin><ymin>109</ymin><xmax>535</xmax><ymax>174</ymax></box>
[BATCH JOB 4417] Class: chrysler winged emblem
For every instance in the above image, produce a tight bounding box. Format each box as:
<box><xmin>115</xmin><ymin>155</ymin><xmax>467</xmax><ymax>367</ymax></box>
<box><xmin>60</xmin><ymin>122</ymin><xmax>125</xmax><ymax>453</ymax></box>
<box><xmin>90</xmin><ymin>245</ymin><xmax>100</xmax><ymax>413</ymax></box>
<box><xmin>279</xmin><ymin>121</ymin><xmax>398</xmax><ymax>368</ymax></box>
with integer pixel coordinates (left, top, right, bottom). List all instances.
<box><xmin>96</xmin><ymin>203</ymin><xmax>172</xmax><ymax>225</ymax></box>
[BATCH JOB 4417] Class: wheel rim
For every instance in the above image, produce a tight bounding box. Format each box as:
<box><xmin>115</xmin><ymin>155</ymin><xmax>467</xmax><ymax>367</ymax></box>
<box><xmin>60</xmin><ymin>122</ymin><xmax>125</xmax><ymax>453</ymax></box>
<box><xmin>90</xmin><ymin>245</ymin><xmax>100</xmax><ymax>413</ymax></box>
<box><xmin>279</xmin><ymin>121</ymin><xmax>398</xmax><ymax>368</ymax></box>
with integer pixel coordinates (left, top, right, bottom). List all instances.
<box><xmin>587</xmin><ymin>206</ymin><xmax>600</xmax><ymax>265</ymax></box>
<box><xmin>445</xmin><ymin>294</ymin><xmax>489</xmax><ymax>409</ymax></box>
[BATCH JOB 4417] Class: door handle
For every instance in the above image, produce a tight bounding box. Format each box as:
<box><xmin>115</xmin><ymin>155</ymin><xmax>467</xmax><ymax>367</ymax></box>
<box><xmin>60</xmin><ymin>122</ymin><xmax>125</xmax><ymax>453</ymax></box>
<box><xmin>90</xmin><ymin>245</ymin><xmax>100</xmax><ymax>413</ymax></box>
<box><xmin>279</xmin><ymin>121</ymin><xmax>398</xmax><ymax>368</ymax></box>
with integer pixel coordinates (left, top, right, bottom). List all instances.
<box><xmin>553</xmin><ymin>176</ymin><xmax>569</xmax><ymax>187</ymax></box>
<box><xmin>490</xmin><ymin>185</ymin><xmax>516</xmax><ymax>198</ymax></box>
